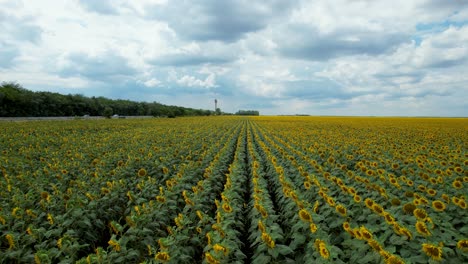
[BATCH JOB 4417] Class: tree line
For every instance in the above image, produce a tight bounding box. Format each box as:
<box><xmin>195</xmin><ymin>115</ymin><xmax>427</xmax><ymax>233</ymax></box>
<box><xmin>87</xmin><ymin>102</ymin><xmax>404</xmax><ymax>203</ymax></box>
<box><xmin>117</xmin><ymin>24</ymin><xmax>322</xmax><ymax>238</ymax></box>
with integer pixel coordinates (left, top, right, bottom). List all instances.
<box><xmin>235</xmin><ymin>110</ymin><xmax>260</xmax><ymax>116</ymax></box>
<box><xmin>0</xmin><ymin>82</ymin><xmax>215</xmax><ymax>118</ymax></box>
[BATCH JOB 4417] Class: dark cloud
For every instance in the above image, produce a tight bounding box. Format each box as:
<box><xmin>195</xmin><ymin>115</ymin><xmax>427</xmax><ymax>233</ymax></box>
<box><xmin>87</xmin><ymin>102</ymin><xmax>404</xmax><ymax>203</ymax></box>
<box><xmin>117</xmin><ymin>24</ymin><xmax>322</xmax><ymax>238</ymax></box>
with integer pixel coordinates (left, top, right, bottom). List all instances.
<box><xmin>77</xmin><ymin>0</ymin><xmax>117</xmax><ymax>14</ymax></box>
<box><xmin>148</xmin><ymin>0</ymin><xmax>297</xmax><ymax>42</ymax></box>
<box><xmin>58</xmin><ymin>52</ymin><xmax>137</xmax><ymax>81</ymax></box>
<box><xmin>425</xmin><ymin>56</ymin><xmax>468</xmax><ymax>69</ymax></box>
<box><xmin>0</xmin><ymin>42</ymin><xmax>20</xmax><ymax>68</ymax></box>
<box><xmin>278</xmin><ymin>25</ymin><xmax>409</xmax><ymax>61</ymax></box>
<box><xmin>419</xmin><ymin>0</ymin><xmax>468</xmax><ymax>11</ymax></box>
<box><xmin>149</xmin><ymin>53</ymin><xmax>235</xmax><ymax>67</ymax></box>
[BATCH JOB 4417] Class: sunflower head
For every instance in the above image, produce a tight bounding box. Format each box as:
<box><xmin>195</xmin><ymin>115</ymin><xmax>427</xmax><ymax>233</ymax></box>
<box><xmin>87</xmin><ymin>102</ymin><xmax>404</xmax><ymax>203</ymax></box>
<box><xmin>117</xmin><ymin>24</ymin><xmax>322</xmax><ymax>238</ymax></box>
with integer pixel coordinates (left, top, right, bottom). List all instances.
<box><xmin>432</xmin><ymin>200</ymin><xmax>446</xmax><ymax>212</ymax></box>
<box><xmin>452</xmin><ymin>180</ymin><xmax>463</xmax><ymax>189</ymax></box>
<box><xmin>222</xmin><ymin>203</ymin><xmax>233</xmax><ymax>213</ymax></box>
<box><xmin>137</xmin><ymin>168</ymin><xmax>147</xmax><ymax>177</ymax></box>
<box><xmin>360</xmin><ymin>226</ymin><xmax>373</xmax><ymax>241</ymax></box>
<box><xmin>155</xmin><ymin>252</ymin><xmax>170</xmax><ymax>262</ymax></box>
<box><xmin>367</xmin><ymin>239</ymin><xmax>382</xmax><ymax>252</ymax></box>
<box><xmin>402</xmin><ymin>203</ymin><xmax>416</xmax><ymax>215</ymax></box>
<box><xmin>205</xmin><ymin>252</ymin><xmax>219</xmax><ymax>264</ymax></box>
<box><xmin>298</xmin><ymin>209</ymin><xmax>312</xmax><ymax>222</ymax></box>
<box><xmin>415</xmin><ymin>221</ymin><xmax>431</xmax><ymax>237</ymax></box>
<box><xmin>353</xmin><ymin>195</ymin><xmax>362</xmax><ymax>203</ymax></box>
<box><xmin>422</xmin><ymin>243</ymin><xmax>442</xmax><ymax>261</ymax></box>
<box><xmin>413</xmin><ymin>208</ymin><xmax>427</xmax><ymax>220</ymax></box>
<box><xmin>365</xmin><ymin>198</ymin><xmax>374</xmax><ymax>208</ymax></box>
<box><xmin>372</xmin><ymin>204</ymin><xmax>384</xmax><ymax>215</ymax></box>
<box><xmin>336</xmin><ymin>204</ymin><xmax>347</xmax><ymax>216</ymax></box>
<box><xmin>457</xmin><ymin>239</ymin><xmax>468</xmax><ymax>252</ymax></box>
<box><xmin>391</xmin><ymin>198</ymin><xmax>401</xmax><ymax>206</ymax></box>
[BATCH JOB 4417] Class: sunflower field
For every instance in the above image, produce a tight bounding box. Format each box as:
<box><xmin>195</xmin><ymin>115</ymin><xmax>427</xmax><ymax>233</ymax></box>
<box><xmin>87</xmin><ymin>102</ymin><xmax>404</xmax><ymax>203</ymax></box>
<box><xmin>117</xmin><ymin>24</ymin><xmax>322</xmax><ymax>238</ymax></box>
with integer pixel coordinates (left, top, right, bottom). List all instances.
<box><xmin>0</xmin><ymin>116</ymin><xmax>467</xmax><ymax>263</ymax></box>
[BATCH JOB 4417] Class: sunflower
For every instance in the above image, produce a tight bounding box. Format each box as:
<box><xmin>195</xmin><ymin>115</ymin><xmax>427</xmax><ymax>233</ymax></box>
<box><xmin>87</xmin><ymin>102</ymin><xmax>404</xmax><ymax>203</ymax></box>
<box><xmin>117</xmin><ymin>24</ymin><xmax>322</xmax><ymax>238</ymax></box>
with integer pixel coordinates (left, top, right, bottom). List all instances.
<box><xmin>314</xmin><ymin>239</ymin><xmax>330</xmax><ymax>259</ymax></box>
<box><xmin>5</xmin><ymin>234</ymin><xmax>14</xmax><ymax>249</ymax></box>
<box><xmin>137</xmin><ymin>168</ymin><xmax>147</xmax><ymax>177</ymax></box>
<box><xmin>452</xmin><ymin>180</ymin><xmax>463</xmax><ymax>189</ymax></box>
<box><xmin>304</xmin><ymin>181</ymin><xmax>311</xmax><ymax>190</ymax></box>
<box><xmin>415</xmin><ymin>221</ymin><xmax>431</xmax><ymax>236</ymax></box>
<box><xmin>108</xmin><ymin>239</ymin><xmax>121</xmax><ymax>252</ymax></box>
<box><xmin>155</xmin><ymin>252</ymin><xmax>170</xmax><ymax>262</ymax></box>
<box><xmin>391</xmin><ymin>198</ymin><xmax>401</xmax><ymax>206</ymax></box>
<box><xmin>353</xmin><ymin>195</ymin><xmax>362</xmax><ymax>203</ymax></box>
<box><xmin>427</xmin><ymin>189</ymin><xmax>436</xmax><ymax>196</ymax></box>
<box><xmin>431</xmin><ymin>200</ymin><xmax>446</xmax><ymax>212</ymax></box>
<box><xmin>360</xmin><ymin>226</ymin><xmax>373</xmax><ymax>240</ymax></box>
<box><xmin>213</xmin><ymin>244</ymin><xmax>229</xmax><ymax>256</ymax></box>
<box><xmin>258</xmin><ymin>220</ymin><xmax>266</xmax><ymax>233</ymax></box>
<box><xmin>402</xmin><ymin>203</ymin><xmax>416</xmax><ymax>214</ymax></box>
<box><xmin>367</xmin><ymin>239</ymin><xmax>382</xmax><ymax>252</ymax></box>
<box><xmin>457</xmin><ymin>239</ymin><xmax>468</xmax><ymax>252</ymax></box>
<box><xmin>310</xmin><ymin>223</ymin><xmax>318</xmax><ymax>233</ymax></box>
<box><xmin>342</xmin><ymin>221</ymin><xmax>351</xmax><ymax>231</ymax></box>
<box><xmin>299</xmin><ymin>209</ymin><xmax>312</xmax><ymax>222</ymax></box>
<box><xmin>336</xmin><ymin>204</ymin><xmax>347</xmax><ymax>216</ymax></box>
<box><xmin>372</xmin><ymin>204</ymin><xmax>384</xmax><ymax>216</ymax></box>
<box><xmin>222</xmin><ymin>203</ymin><xmax>233</xmax><ymax>213</ymax></box>
<box><xmin>413</xmin><ymin>208</ymin><xmax>427</xmax><ymax>220</ymax></box>
<box><xmin>205</xmin><ymin>252</ymin><xmax>220</xmax><ymax>264</ymax></box>
<box><xmin>441</xmin><ymin>194</ymin><xmax>450</xmax><ymax>203</ymax></box>
<box><xmin>156</xmin><ymin>196</ymin><xmax>166</xmax><ymax>203</ymax></box>
<box><xmin>457</xmin><ymin>199</ymin><xmax>467</xmax><ymax>209</ymax></box>
<box><xmin>386</xmin><ymin>255</ymin><xmax>405</xmax><ymax>264</ymax></box>
<box><xmin>47</xmin><ymin>213</ymin><xmax>54</xmax><ymax>225</ymax></box>
<box><xmin>365</xmin><ymin>198</ymin><xmax>374</xmax><ymax>208</ymax></box>
<box><xmin>313</xmin><ymin>200</ymin><xmax>320</xmax><ymax>213</ymax></box>
<box><xmin>399</xmin><ymin>228</ymin><xmax>413</xmax><ymax>240</ymax></box>
<box><xmin>422</xmin><ymin>243</ymin><xmax>442</xmax><ymax>261</ymax></box>
<box><xmin>261</xmin><ymin>232</ymin><xmax>275</xmax><ymax>248</ymax></box>
<box><xmin>383</xmin><ymin>212</ymin><xmax>395</xmax><ymax>224</ymax></box>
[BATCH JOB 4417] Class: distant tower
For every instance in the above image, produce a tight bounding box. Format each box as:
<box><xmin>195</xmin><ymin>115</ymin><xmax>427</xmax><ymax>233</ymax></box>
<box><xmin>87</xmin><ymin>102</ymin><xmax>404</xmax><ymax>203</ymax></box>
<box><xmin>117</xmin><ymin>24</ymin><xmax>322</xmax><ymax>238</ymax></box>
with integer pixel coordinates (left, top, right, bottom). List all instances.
<box><xmin>214</xmin><ymin>99</ymin><xmax>218</xmax><ymax>111</ymax></box>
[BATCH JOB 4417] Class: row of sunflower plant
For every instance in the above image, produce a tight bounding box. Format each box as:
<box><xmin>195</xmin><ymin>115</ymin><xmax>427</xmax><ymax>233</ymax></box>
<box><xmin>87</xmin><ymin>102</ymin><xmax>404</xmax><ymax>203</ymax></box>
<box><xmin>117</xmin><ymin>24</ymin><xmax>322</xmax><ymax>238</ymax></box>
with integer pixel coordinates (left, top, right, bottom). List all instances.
<box><xmin>252</xmin><ymin>116</ymin><xmax>467</xmax><ymax>263</ymax></box>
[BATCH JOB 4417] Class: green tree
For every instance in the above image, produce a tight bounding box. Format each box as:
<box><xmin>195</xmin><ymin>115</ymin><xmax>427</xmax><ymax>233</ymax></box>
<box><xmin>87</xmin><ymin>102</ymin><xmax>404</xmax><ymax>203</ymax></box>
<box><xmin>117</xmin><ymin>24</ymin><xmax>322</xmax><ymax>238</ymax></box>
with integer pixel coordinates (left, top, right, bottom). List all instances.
<box><xmin>102</xmin><ymin>107</ymin><xmax>113</xmax><ymax>118</ymax></box>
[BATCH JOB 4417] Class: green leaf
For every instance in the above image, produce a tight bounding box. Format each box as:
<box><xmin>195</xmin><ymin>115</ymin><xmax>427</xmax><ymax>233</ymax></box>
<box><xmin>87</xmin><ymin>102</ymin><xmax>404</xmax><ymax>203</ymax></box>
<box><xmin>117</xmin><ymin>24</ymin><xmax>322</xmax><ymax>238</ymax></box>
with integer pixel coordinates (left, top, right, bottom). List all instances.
<box><xmin>253</xmin><ymin>253</ymin><xmax>271</xmax><ymax>264</ymax></box>
<box><xmin>277</xmin><ymin>244</ymin><xmax>294</xmax><ymax>256</ymax></box>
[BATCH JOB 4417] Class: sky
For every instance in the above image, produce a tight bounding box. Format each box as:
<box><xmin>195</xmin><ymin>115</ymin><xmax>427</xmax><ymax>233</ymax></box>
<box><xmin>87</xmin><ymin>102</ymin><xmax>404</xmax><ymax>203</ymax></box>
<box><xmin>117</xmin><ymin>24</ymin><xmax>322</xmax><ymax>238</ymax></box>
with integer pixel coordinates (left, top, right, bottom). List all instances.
<box><xmin>1</xmin><ymin>0</ymin><xmax>467</xmax><ymax>116</ymax></box>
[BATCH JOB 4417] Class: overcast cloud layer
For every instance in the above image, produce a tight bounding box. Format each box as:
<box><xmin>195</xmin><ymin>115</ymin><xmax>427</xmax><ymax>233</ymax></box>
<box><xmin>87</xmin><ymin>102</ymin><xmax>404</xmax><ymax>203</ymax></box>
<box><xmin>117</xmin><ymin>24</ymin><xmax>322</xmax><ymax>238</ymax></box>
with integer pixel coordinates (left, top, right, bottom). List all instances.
<box><xmin>1</xmin><ymin>0</ymin><xmax>467</xmax><ymax>116</ymax></box>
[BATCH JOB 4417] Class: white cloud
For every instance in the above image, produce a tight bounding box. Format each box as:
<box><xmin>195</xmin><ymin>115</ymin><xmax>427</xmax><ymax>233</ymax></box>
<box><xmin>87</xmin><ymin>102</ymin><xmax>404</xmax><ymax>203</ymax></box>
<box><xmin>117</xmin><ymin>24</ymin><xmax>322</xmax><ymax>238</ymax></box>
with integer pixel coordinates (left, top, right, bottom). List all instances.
<box><xmin>143</xmin><ymin>78</ymin><xmax>161</xmax><ymax>87</ymax></box>
<box><xmin>0</xmin><ymin>0</ymin><xmax>467</xmax><ymax>116</ymax></box>
<box><xmin>176</xmin><ymin>74</ymin><xmax>216</xmax><ymax>88</ymax></box>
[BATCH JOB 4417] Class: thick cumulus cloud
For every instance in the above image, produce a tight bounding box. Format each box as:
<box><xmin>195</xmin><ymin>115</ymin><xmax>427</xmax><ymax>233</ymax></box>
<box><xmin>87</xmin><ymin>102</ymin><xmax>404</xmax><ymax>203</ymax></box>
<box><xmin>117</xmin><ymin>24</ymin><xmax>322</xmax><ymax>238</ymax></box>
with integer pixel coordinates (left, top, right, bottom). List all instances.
<box><xmin>148</xmin><ymin>42</ymin><xmax>238</xmax><ymax>67</ymax></box>
<box><xmin>277</xmin><ymin>24</ymin><xmax>409</xmax><ymax>61</ymax></box>
<box><xmin>145</xmin><ymin>0</ymin><xmax>297</xmax><ymax>42</ymax></box>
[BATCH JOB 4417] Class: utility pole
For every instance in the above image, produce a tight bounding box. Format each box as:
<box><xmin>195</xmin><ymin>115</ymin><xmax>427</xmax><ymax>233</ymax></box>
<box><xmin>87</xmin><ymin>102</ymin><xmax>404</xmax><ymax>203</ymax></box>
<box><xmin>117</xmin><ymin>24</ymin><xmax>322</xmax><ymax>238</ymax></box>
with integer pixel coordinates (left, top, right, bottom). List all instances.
<box><xmin>214</xmin><ymin>99</ymin><xmax>218</xmax><ymax>112</ymax></box>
